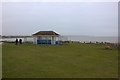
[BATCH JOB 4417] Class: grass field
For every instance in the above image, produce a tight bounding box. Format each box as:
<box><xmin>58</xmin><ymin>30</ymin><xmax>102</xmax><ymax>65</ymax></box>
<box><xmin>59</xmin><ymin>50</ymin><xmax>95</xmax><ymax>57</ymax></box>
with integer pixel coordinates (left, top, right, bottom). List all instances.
<box><xmin>2</xmin><ymin>43</ymin><xmax>118</xmax><ymax>78</ymax></box>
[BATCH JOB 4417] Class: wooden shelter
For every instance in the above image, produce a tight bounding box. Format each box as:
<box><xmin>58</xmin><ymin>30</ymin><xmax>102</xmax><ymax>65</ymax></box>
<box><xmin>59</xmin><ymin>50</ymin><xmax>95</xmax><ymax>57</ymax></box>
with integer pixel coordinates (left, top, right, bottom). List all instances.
<box><xmin>32</xmin><ymin>31</ymin><xmax>60</xmax><ymax>44</ymax></box>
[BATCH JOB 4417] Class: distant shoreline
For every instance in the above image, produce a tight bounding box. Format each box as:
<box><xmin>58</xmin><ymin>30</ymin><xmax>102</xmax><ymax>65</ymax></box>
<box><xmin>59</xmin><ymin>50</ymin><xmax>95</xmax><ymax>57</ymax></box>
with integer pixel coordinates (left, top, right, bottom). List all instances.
<box><xmin>1</xmin><ymin>36</ymin><xmax>32</xmax><ymax>38</ymax></box>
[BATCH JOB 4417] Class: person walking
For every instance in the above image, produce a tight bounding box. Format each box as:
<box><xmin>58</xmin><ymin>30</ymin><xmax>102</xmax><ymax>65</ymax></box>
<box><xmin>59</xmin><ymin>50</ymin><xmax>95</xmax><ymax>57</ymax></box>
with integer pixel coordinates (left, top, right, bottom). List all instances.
<box><xmin>15</xmin><ymin>38</ymin><xmax>18</xmax><ymax>45</ymax></box>
<box><xmin>19</xmin><ymin>39</ymin><xmax>22</xmax><ymax>44</ymax></box>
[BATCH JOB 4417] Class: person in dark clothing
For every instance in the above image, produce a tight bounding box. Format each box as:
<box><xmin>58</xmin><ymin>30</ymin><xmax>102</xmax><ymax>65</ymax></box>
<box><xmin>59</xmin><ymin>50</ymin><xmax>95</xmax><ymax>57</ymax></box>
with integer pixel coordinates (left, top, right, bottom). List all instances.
<box><xmin>15</xmin><ymin>38</ymin><xmax>18</xmax><ymax>45</ymax></box>
<box><xmin>19</xmin><ymin>39</ymin><xmax>22</xmax><ymax>44</ymax></box>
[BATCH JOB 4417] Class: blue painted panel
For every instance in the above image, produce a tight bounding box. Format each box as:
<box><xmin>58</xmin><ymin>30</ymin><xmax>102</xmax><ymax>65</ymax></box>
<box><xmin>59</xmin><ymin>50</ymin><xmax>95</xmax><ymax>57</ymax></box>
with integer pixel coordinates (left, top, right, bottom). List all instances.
<box><xmin>36</xmin><ymin>40</ymin><xmax>59</xmax><ymax>45</ymax></box>
<box><xmin>56</xmin><ymin>41</ymin><xmax>59</xmax><ymax>44</ymax></box>
<box><xmin>37</xmin><ymin>40</ymin><xmax>51</xmax><ymax>44</ymax></box>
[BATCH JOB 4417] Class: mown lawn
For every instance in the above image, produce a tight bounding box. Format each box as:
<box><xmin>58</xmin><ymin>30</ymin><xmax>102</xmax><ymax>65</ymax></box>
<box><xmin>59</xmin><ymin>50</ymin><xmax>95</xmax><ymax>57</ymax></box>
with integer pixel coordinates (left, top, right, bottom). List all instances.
<box><xmin>2</xmin><ymin>43</ymin><xmax>118</xmax><ymax>78</ymax></box>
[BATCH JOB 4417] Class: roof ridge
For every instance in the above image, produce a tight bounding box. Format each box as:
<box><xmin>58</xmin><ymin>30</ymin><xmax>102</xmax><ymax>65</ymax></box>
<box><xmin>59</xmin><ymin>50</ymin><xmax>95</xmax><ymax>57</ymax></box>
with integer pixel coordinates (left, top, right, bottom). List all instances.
<box><xmin>32</xmin><ymin>31</ymin><xmax>60</xmax><ymax>36</ymax></box>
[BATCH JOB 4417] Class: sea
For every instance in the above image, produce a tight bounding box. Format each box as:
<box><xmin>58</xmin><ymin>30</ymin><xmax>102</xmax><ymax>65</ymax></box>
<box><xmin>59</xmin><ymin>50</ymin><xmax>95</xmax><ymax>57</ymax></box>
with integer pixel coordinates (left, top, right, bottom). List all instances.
<box><xmin>0</xmin><ymin>36</ymin><xmax>118</xmax><ymax>43</ymax></box>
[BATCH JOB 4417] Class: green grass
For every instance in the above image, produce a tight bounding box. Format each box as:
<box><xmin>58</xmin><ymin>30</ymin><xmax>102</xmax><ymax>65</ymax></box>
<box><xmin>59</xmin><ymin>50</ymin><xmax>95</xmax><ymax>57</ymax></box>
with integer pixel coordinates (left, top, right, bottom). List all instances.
<box><xmin>2</xmin><ymin>43</ymin><xmax>118</xmax><ymax>78</ymax></box>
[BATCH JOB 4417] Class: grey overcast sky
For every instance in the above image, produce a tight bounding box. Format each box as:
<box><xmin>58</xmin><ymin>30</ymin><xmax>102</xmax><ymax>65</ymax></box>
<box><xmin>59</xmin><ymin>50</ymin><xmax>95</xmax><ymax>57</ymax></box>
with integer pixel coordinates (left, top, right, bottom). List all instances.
<box><xmin>2</xmin><ymin>2</ymin><xmax>118</xmax><ymax>36</ymax></box>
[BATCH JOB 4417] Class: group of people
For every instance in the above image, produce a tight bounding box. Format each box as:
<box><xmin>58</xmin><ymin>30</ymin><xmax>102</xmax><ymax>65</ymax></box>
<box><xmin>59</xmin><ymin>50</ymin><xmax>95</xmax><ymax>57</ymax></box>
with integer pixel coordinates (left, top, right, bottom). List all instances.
<box><xmin>15</xmin><ymin>38</ymin><xmax>22</xmax><ymax>45</ymax></box>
